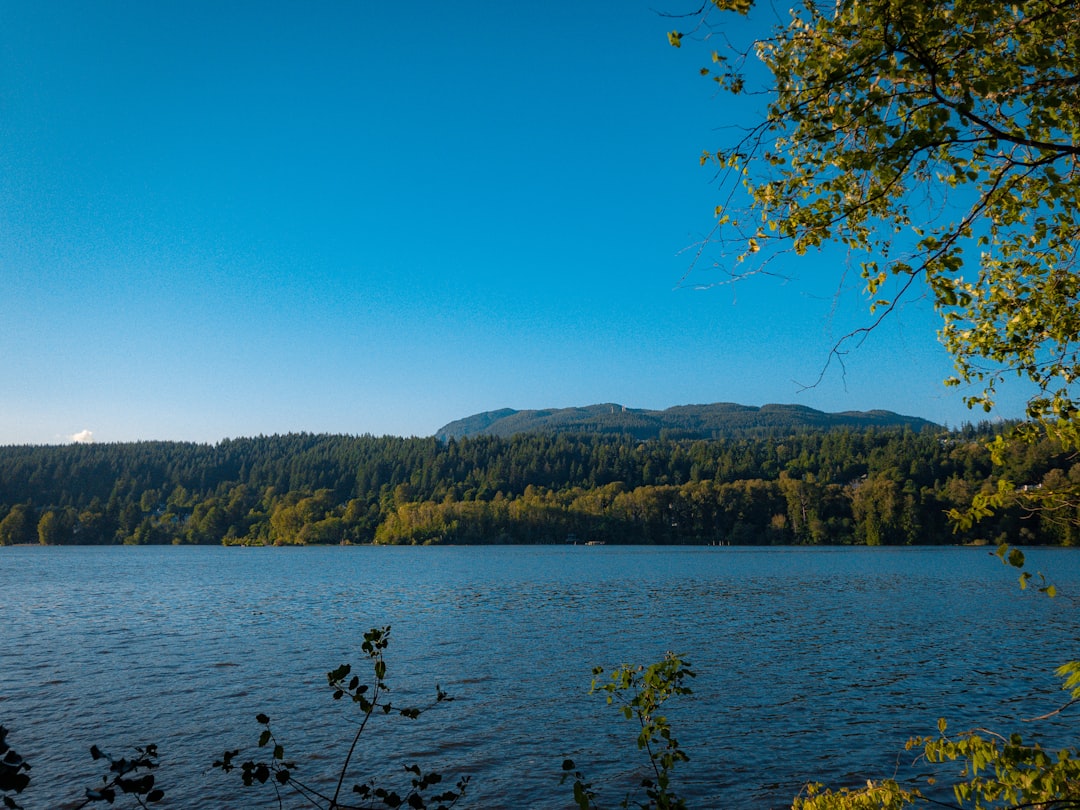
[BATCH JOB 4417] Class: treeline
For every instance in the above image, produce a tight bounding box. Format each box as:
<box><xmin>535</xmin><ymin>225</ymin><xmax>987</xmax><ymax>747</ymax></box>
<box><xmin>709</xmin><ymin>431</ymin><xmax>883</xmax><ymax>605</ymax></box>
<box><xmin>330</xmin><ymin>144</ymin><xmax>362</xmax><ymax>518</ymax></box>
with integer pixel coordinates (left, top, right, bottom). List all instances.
<box><xmin>0</xmin><ymin>425</ymin><xmax>1077</xmax><ymax>547</ymax></box>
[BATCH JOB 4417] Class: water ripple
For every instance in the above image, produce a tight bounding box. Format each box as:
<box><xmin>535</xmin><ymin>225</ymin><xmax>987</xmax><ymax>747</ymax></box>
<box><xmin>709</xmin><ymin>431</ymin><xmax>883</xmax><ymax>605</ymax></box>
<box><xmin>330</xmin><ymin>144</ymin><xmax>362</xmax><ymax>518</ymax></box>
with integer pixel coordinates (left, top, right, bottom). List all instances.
<box><xmin>1</xmin><ymin>545</ymin><xmax>1077</xmax><ymax>809</ymax></box>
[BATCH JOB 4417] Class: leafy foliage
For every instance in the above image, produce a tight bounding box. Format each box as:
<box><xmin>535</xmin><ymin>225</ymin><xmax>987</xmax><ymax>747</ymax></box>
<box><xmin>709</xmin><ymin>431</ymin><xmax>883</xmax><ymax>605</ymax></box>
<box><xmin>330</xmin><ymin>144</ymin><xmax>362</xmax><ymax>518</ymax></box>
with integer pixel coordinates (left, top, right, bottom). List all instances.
<box><xmin>680</xmin><ymin>0</ymin><xmax>1080</xmax><ymax>422</ymax></box>
<box><xmin>0</xmin><ymin>726</ymin><xmax>30</xmax><ymax>810</ymax></box>
<box><xmin>563</xmin><ymin>653</ymin><xmax>695</xmax><ymax>809</ymax></box>
<box><xmin>918</xmin><ymin>720</ymin><xmax>1080</xmax><ymax>809</ymax></box>
<box><xmin>81</xmin><ymin>744</ymin><xmax>165</xmax><ymax>808</ymax></box>
<box><xmin>796</xmin><ymin>713</ymin><xmax>1080</xmax><ymax>809</ymax></box>
<box><xmin>0</xmin><ymin>729</ymin><xmax>165</xmax><ymax>810</ymax></box>
<box><xmin>990</xmin><ymin>541</ymin><xmax>1057</xmax><ymax>597</ymax></box>
<box><xmin>214</xmin><ymin>626</ymin><xmax>468</xmax><ymax>810</ymax></box>
<box><xmin>949</xmin><ymin>421</ymin><xmax>1080</xmax><ymax>545</ymax></box>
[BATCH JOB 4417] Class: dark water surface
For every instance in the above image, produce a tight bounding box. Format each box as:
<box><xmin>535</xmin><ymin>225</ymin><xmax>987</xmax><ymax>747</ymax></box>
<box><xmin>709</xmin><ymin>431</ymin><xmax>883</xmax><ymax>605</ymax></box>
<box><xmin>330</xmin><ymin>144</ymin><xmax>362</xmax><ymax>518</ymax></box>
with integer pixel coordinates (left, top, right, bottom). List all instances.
<box><xmin>2</xmin><ymin>545</ymin><xmax>1078</xmax><ymax>808</ymax></box>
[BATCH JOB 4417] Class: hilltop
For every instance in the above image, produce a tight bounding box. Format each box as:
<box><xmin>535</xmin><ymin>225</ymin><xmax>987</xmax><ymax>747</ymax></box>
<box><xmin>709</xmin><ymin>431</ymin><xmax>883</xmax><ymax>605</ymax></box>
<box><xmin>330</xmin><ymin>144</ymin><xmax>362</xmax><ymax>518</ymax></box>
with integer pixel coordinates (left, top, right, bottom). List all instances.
<box><xmin>435</xmin><ymin>403</ymin><xmax>940</xmax><ymax>441</ymax></box>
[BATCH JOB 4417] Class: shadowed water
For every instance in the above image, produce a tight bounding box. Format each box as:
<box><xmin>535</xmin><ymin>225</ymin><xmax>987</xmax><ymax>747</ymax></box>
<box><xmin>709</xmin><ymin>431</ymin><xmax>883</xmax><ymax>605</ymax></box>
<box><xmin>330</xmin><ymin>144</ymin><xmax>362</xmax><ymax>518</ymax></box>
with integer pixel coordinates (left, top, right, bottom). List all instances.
<box><xmin>2</xmin><ymin>545</ymin><xmax>1077</xmax><ymax>808</ymax></box>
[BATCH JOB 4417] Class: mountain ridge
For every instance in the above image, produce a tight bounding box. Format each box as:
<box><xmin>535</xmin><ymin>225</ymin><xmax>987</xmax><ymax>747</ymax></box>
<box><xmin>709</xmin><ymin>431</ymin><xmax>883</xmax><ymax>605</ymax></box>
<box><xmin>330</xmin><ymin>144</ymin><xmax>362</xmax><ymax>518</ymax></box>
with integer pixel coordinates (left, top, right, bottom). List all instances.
<box><xmin>435</xmin><ymin>403</ymin><xmax>941</xmax><ymax>441</ymax></box>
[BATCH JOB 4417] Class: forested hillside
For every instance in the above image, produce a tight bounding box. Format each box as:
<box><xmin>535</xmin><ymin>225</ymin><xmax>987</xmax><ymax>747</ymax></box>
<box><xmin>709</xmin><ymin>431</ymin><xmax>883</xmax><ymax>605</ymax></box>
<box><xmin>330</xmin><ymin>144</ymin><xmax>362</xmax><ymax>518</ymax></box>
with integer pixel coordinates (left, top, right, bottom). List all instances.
<box><xmin>0</xmin><ymin>424</ymin><xmax>1076</xmax><ymax>547</ymax></box>
<box><xmin>435</xmin><ymin>402</ymin><xmax>938</xmax><ymax>440</ymax></box>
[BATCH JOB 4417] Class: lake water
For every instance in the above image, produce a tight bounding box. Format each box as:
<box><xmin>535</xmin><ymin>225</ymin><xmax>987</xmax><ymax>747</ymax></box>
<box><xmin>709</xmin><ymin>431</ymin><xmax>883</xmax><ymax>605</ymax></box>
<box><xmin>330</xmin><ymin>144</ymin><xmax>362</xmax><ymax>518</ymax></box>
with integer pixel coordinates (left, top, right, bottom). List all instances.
<box><xmin>2</xmin><ymin>545</ymin><xmax>1078</xmax><ymax>809</ymax></box>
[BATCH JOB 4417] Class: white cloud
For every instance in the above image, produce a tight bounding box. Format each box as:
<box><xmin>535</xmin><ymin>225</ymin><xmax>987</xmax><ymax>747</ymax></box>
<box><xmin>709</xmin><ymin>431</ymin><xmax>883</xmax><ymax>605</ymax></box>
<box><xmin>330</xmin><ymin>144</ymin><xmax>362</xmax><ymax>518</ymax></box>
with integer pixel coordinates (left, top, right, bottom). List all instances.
<box><xmin>69</xmin><ymin>429</ymin><xmax>94</xmax><ymax>444</ymax></box>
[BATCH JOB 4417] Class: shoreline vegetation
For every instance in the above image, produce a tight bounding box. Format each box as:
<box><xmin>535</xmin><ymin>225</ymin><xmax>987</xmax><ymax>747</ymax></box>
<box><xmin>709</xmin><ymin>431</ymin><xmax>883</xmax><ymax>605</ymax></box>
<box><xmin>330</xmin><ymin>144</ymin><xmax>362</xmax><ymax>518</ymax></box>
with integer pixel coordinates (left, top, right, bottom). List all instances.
<box><xmin>1</xmin><ymin>424</ymin><xmax>1077</xmax><ymax>548</ymax></box>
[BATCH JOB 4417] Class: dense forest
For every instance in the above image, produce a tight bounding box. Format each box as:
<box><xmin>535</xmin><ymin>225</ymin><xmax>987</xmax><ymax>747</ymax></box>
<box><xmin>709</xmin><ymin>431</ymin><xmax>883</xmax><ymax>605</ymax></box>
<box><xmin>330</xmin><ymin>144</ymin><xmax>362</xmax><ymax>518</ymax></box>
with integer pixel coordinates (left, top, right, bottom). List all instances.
<box><xmin>0</xmin><ymin>424</ymin><xmax>1077</xmax><ymax>547</ymax></box>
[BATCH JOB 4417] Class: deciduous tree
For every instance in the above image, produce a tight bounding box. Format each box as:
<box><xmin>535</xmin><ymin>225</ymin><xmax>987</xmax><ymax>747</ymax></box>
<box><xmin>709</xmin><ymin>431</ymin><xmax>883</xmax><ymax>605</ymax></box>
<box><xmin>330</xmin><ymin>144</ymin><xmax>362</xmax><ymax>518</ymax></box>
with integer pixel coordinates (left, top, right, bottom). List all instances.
<box><xmin>676</xmin><ymin>0</ymin><xmax>1079</xmax><ymax>426</ymax></box>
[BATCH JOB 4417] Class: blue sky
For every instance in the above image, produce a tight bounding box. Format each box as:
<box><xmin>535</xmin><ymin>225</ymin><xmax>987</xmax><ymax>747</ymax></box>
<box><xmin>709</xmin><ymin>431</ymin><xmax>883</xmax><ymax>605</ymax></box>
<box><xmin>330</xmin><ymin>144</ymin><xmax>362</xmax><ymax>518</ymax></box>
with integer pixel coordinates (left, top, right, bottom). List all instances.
<box><xmin>0</xmin><ymin>2</ymin><xmax>1031</xmax><ymax>444</ymax></box>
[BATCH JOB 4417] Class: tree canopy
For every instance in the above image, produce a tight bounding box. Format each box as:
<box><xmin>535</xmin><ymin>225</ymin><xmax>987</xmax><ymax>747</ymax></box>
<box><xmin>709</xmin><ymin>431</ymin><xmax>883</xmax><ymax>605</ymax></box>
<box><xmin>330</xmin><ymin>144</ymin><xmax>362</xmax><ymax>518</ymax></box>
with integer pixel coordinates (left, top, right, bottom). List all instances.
<box><xmin>674</xmin><ymin>0</ymin><xmax>1079</xmax><ymax>425</ymax></box>
<box><xmin>2</xmin><ymin>425</ymin><xmax>1077</xmax><ymax>548</ymax></box>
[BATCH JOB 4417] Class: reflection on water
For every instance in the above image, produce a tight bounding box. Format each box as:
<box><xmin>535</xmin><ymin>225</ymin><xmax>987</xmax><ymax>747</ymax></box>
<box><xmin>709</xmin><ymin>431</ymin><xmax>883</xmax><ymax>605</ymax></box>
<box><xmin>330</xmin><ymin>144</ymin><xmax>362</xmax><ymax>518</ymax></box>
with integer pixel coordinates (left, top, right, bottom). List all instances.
<box><xmin>1</xmin><ymin>545</ymin><xmax>1078</xmax><ymax>808</ymax></box>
